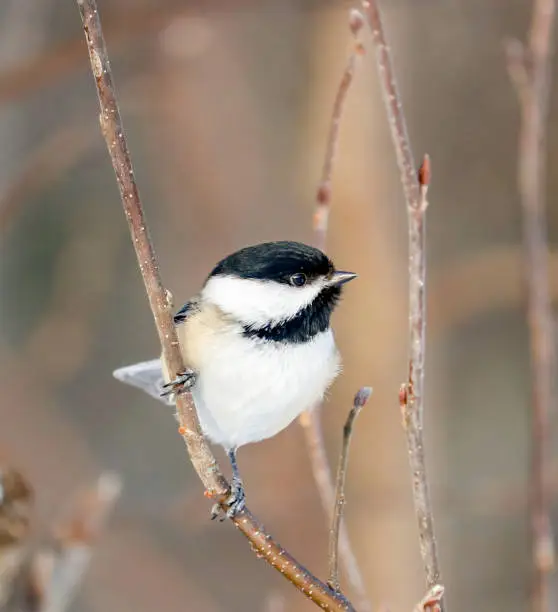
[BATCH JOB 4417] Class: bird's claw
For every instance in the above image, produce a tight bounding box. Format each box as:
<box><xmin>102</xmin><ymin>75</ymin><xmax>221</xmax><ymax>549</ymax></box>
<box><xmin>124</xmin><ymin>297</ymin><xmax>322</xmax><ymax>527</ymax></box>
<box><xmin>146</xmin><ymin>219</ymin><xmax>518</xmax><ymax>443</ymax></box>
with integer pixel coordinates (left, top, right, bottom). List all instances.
<box><xmin>160</xmin><ymin>369</ymin><xmax>197</xmax><ymax>397</ymax></box>
<box><xmin>210</xmin><ymin>476</ymin><xmax>246</xmax><ymax>521</ymax></box>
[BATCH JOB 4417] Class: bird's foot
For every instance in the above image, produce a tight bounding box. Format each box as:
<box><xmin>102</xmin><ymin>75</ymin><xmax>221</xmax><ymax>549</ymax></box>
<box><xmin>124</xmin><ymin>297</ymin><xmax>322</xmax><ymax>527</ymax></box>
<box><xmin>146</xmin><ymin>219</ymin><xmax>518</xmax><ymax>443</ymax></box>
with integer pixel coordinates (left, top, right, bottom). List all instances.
<box><xmin>160</xmin><ymin>369</ymin><xmax>197</xmax><ymax>397</ymax></box>
<box><xmin>210</xmin><ymin>476</ymin><xmax>246</xmax><ymax>521</ymax></box>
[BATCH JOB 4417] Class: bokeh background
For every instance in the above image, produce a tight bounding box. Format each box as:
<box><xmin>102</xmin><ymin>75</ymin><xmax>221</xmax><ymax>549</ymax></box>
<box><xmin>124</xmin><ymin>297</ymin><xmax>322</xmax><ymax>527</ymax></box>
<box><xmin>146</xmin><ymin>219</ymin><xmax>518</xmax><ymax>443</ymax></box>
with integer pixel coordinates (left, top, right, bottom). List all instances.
<box><xmin>0</xmin><ymin>1</ymin><xmax>557</xmax><ymax>610</ymax></box>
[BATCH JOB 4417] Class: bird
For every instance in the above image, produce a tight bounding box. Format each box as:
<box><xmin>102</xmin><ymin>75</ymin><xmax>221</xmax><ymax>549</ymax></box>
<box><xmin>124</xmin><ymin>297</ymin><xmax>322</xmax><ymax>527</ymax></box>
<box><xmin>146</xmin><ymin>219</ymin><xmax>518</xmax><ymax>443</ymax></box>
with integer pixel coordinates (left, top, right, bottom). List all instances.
<box><xmin>113</xmin><ymin>241</ymin><xmax>357</xmax><ymax>519</ymax></box>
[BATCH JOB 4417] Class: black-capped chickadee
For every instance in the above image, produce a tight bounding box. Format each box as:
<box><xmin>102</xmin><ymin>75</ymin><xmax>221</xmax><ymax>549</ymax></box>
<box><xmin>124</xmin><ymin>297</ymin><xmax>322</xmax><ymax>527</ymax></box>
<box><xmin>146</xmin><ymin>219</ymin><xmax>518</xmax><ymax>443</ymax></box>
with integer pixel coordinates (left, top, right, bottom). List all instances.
<box><xmin>114</xmin><ymin>241</ymin><xmax>356</xmax><ymax>518</ymax></box>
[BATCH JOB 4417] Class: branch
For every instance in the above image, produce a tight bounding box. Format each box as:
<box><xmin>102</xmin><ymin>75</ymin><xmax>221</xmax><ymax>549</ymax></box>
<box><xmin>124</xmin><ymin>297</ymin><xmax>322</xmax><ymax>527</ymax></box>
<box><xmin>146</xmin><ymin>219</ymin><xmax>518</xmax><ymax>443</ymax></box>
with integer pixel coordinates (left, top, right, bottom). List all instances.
<box><xmin>300</xmin><ymin>9</ymin><xmax>372</xmax><ymax>611</ymax></box>
<box><xmin>362</xmin><ymin>0</ymin><xmax>443</xmax><ymax>598</ymax></box>
<box><xmin>313</xmin><ymin>8</ymin><xmax>365</xmax><ymax>252</ymax></box>
<box><xmin>328</xmin><ymin>387</ymin><xmax>371</xmax><ymax>592</ymax></box>
<box><xmin>75</xmin><ymin>1</ymin><xmax>355</xmax><ymax>609</ymax></box>
<box><xmin>505</xmin><ymin>2</ymin><xmax>557</xmax><ymax>611</ymax></box>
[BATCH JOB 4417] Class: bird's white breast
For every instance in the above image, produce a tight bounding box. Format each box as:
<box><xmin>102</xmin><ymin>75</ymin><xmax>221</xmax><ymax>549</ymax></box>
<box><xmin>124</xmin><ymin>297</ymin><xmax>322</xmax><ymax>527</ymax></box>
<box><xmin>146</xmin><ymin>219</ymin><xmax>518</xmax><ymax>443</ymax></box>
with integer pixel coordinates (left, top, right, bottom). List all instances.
<box><xmin>190</xmin><ymin>325</ymin><xmax>340</xmax><ymax>449</ymax></box>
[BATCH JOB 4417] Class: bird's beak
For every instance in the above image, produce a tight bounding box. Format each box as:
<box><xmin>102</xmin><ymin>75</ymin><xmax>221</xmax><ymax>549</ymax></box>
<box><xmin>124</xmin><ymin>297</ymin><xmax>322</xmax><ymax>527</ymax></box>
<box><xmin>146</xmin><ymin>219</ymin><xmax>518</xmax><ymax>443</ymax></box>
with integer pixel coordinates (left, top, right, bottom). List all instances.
<box><xmin>328</xmin><ymin>270</ymin><xmax>357</xmax><ymax>286</ymax></box>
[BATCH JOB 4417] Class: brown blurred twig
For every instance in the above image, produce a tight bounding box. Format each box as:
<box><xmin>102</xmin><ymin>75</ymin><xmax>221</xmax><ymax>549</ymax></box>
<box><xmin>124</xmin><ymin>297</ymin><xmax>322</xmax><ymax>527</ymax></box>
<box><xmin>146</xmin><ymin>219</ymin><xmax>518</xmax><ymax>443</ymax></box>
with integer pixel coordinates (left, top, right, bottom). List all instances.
<box><xmin>429</xmin><ymin>246</ymin><xmax>558</xmax><ymax>336</ymax></box>
<box><xmin>362</xmin><ymin>0</ymin><xmax>443</xmax><ymax>599</ymax></box>
<box><xmin>75</xmin><ymin>1</ymin><xmax>355</xmax><ymax>609</ymax></box>
<box><xmin>0</xmin><ymin>469</ymin><xmax>119</xmax><ymax>612</ymax></box>
<box><xmin>35</xmin><ymin>473</ymin><xmax>121</xmax><ymax>612</ymax></box>
<box><xmin>0</xmin><ymin>77</ymin><xmax>151</xmax><ymax>235</ymax></box>
<box><xmin>413</xmin><ymin>585</ymin><xmax>445</xmax><ymax>612</ymax></box>
<box><xmin>301</xmin><ymin>9</ymin><xmax>372</xmax><ymax>612</ymax></box>
<box><xmin>328</xmin><ymin>387</ymin><xmax>371</xmax><ymax>593</ymax></box>
<box><xmin>0</xmin><ymin>123</ymin><xmax>93</xmax><ymax>233</ymax></box>
<box><xmin>0</xmin><ymin>3</ymin><xmax>185</xmax><ymax>106</ymax></box>
<box><xmin>0</xmin><ymin>466</ymin><xmax>33</xmax><ymax>607</ymax></box>
<box><xmin>505</xmin><ymin>2</ymin><xmax>557</xmax><ymax>611</ymax></box>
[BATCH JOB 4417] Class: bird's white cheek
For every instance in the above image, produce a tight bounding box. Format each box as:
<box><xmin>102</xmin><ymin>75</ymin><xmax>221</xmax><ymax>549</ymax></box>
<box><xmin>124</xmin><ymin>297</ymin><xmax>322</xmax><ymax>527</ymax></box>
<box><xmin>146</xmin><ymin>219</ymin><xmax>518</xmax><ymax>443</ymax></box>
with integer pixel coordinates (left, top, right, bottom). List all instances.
<box><xmin>202</xmin><ymin>275</ymin><xmax>323</xmax><ymax>326</ymax></box>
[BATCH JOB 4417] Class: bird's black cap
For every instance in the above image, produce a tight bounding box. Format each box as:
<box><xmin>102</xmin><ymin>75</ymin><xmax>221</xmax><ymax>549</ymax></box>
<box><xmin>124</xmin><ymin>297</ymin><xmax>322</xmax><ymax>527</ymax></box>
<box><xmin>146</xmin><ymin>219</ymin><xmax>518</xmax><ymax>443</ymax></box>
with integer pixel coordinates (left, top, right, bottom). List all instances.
<box><xmin>208</xmin><ymin>241</ymin><xmax>334</xmax><ymax>284</ymax></box>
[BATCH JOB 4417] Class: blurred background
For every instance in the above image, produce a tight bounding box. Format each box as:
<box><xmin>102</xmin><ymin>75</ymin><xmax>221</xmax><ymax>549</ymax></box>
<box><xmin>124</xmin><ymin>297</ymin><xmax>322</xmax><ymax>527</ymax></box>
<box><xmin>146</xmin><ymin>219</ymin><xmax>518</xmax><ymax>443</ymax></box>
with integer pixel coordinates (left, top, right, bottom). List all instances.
<box><xmin>0</xmin><ymin>0</ymin><xmax>557</xmax><ymax>610</ymax></box>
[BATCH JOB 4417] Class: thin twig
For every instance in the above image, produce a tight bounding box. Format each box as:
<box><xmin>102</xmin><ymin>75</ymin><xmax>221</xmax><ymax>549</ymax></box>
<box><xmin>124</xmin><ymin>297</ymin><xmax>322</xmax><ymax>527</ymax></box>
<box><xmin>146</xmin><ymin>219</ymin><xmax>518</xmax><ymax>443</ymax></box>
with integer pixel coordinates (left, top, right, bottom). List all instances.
<box><xmin>300</xmin><ymin>9</ymin><xmax>372</xmax><ymax>612</ymax></box>
<box><xmin>313</xmin><ymin>8</ymin><xmax>365</xmax><ymax>252</ymax></box>
<box><xmin>328</xmin><ymin>387</ymin><xmax>372</xmax><ymax>592</ymax></box>
<box><xmin>75</xmin><ymin>1</ymin><xmax>355</xmax><ymax>609</ymax></box>
<box><xmin>505</xmin><ymin>2</ymin><xmax>557</xmax><ymax>611</ymax></box>
<box><xmin>362</xmin><ymin>0</ymin><xmax>443</xmax><ymax>598</ymax></box>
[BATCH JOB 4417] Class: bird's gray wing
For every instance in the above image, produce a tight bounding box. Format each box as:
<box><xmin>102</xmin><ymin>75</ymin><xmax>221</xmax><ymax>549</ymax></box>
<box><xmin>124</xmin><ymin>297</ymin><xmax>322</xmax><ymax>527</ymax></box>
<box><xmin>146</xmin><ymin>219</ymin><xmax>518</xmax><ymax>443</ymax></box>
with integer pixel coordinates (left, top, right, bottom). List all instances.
<box><xmin>113</xmin><ymin>359</ymin><xmax>173</xmax><ymax>405</ymax></box>
<box><xmin>113</xmin><ymin>299</ymin><xmax>198</xmax><ymax>406</ymax></box>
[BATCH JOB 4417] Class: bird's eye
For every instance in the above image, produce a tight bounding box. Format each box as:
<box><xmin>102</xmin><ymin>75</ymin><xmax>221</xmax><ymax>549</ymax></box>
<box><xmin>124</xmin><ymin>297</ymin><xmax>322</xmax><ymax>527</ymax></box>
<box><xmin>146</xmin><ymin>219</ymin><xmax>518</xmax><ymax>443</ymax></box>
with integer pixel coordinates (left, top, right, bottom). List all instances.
<box><xmin>290</xmin><ymin>273</ymin><xmax>307</xmax><ymax>287</ymax></box>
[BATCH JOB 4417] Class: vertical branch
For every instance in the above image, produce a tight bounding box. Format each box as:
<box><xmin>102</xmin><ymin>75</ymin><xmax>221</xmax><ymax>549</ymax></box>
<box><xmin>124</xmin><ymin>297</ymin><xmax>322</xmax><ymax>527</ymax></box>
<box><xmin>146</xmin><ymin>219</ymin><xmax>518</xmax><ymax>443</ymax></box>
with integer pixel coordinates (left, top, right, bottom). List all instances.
<box><xmin>506</xmin><ymin>2</ymin><xmax>557</xmax><ymax>611</ymax></box>
<box><xmin>75</xmin><ymin>1</ymin><xmax>356</xmax><ymax>609</ymax></box>
<box><xmin>313</xmin><ymin>9</ymin><xmax>365</xmax><ymax>253</ymax></box>
<box><xmin>300</xmin><ymin>9</ymin><xmax>372</xmax><ymax>611</ymax></box>
<box><xmin>328</xmin><ymin>387</ymin><xmax>372</xmax><ymax>592</ymax></box>
<box><xmin>362</xmin><ymin>0</ymin><xmax>443</xmax><ymax>596</ymax></box>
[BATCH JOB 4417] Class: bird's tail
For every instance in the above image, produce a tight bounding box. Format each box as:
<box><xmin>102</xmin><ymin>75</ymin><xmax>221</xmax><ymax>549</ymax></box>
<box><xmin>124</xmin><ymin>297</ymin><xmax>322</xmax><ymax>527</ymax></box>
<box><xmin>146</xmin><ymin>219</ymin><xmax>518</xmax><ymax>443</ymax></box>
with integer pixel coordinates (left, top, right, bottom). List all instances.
<box><xmin>113</xmin><ymin>359</ymin><xmax>173</xmax><ymax>405</ymax></box>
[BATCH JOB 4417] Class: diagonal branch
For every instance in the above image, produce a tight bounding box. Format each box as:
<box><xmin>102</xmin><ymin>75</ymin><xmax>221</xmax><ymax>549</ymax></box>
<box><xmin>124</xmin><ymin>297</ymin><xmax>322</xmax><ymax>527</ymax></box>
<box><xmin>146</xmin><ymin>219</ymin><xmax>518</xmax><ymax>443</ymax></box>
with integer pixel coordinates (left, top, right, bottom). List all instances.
<box><xmin>362</xmin><ymin>0</ymin><xmax>443</xmax><ymax>599</ymax></box>
<box><xmin>74</xmin><ymin>1</ymin><xmax>355</xmax><ymax>609</ymax></box>
<box><xmin>506</xmin><ymin>2</ymin><xmax>557</xmax><ymax>611</ymax></box>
